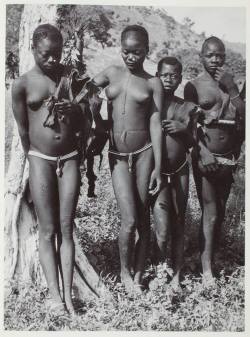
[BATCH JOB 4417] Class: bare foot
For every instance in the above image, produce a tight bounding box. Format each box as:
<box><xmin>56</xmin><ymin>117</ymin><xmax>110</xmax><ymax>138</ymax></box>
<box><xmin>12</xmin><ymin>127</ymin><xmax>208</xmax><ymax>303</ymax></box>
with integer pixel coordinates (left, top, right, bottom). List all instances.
<box><xmin>65</xmin><ymin>297</ymin><xmax>76</xmax><ymax>316</ymax></box>
<box><xmin>133</xmin><ymin>281</ymin><xmax>143</xmax><ymax>295</ymax></box>
<box><xmin>170</xmin><ymin>276</ymin><xmax>181</xmax><ymax>292</ymax></box>
<box><xmin>120</xmin><ymin>272</ymin><xmax>135</xmax><ymax>294</ymax></box>
<box><xmin>46</xmin><ymin>299</ymin><xmax>68</xmax><ymax>316</ymax></box>
<box><xmin>202</xmin><ymin>272</ymin><xmax>216</xmax><ymax>287</ymax></box>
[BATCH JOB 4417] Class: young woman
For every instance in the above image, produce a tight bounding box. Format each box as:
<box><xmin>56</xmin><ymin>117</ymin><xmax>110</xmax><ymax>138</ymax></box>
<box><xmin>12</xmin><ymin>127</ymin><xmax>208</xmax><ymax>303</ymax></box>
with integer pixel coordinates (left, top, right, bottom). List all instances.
<box><xmin>92</xmin><ymin>25</ymin><xmax>163</xmax><ymax>293</ymax></box>
<box><xmin>12</xmin><ymin>24</ymin><xmax>87</xmax><ymax>314</ymax></box>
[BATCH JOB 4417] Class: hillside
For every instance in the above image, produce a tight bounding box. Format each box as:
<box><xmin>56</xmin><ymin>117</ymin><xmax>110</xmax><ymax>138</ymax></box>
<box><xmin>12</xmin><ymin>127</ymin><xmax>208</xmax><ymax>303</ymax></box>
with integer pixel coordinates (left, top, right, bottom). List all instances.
<box><xmin>6</xmin><ymin>4</ymin><xmax>246</xmax><ymax>82</ymax></box>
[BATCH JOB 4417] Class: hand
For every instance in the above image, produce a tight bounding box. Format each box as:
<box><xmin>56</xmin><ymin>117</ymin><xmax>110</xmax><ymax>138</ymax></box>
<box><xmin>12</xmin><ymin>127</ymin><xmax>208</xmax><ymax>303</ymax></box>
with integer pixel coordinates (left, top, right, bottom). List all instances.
<box><xmin>214</xmin><ymin>68</ymin><xmax>236</xmax><ymax>91</ymax></box>
<box><xmin>199</xmin><ymin>148</ymin><xmax>219</xmax><ymax>173</ymax></box>
<box><xmin>149</xmin><ymin>169</ymin><xmax>162</xmax><ymax>195</ymax></box>
<box><xmin>162</xmin><ymin>120</ymin><xmax>185</xmax><ymax>134</ymax></box>
<box><xmin>55</xmin><ymin>99</ymin><xmax>76</xmax><ymax>115</ymax></box>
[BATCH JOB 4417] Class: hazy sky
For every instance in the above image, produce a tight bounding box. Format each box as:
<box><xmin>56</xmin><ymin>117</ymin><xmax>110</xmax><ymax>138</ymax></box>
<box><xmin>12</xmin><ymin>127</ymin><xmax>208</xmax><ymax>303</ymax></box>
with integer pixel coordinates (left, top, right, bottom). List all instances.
<box><xmin>163</xmin><ymin>7</ymin><xmax>246</xmax><ymax>43</ymax></box>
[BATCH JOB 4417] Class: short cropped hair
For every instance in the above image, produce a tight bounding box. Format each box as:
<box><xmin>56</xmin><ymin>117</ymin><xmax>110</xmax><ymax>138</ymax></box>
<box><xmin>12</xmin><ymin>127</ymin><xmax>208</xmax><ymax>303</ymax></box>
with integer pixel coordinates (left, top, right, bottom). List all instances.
<box><xmin>121</xmin><ymin>25</ymin><xmax>149</xmax><ymax>50</ymax></box>
<box><xmin>32</xmin><ymin>24</ymin><xmax>63</xmax><ymax>47</ymax></box>
<box><xmin>157</xmin><ymin>56</ymin><xmax>182</xmax><ymax>74</ymax></box>
<box><xmin>201</xmin><ymin>36</ymin><xmax>225</xmax><ymax>54</ymax></box>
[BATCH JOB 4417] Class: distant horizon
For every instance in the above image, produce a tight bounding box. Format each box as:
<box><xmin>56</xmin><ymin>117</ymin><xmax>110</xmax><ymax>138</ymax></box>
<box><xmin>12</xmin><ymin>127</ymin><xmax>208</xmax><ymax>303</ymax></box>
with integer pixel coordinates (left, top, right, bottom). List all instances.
<box><xmin>161</xmin><ymin>7</ymin><xmax>245</xmax><ymax>44</ymax></box>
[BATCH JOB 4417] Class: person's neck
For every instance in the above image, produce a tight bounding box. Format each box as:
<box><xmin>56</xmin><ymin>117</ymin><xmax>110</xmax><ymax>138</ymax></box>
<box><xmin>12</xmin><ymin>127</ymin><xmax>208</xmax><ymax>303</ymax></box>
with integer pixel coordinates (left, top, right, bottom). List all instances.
<box><xmin>35</xmin><ymin>64</ymin><xmax>61</xmax><ymax>81</ymax></box>
<box><xmin>128</xmin><ymin>65</ymin><xmax>144</xmax><ymax>75</ymax></box>
<box><xmin>203</xmin><ymin>68</ymin><xmax>216</xmax><ymax>81</ymax></box>
<box><xmin>164</xmin><ymin>91</ymin><xmax>175</xmax><ymax>101</ymax></box>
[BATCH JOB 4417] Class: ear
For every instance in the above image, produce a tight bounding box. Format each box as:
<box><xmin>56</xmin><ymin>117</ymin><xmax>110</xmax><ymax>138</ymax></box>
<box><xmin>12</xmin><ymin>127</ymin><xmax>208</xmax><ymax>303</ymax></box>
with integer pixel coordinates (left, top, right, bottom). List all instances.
<box><xmin>179</xmin><ymin>75</ymin><xmax>183</xmax><ymax>83</ymax></box>
<box><xmin>31</xmin><ymin>43</ymin><xmax>35</xmax><ymax>54</ymax></box>
<box><xmin>156</xmin><ymin>71</ymin><xmax>159</xmax><ymax>77</ymax></box>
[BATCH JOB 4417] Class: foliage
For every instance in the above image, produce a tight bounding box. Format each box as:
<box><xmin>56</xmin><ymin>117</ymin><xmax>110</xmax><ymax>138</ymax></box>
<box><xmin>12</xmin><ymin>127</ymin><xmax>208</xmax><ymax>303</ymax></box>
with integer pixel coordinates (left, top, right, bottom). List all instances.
<box><xmin>4</xmin><ymin>143</ymin><xmax>245</xmax><ymax>330</ymax></box>
<box><xmin>5</xmin><ymin>5</ymin><xmax>23</xmax><ymax>79</ymax></box>
<box><xmin>57</xmin><ymin>5</ymin><xmax>113</xmax><ymax>49</ymax></box>
<box><xmin>182</xmin><ymin>17</ymin><xmax>195</xmax><ymax>29</ymax></box>
<box><xmin>6</xmin><ymin>52</ymin><xmax>19</xmax><ymax>80</ymax></box>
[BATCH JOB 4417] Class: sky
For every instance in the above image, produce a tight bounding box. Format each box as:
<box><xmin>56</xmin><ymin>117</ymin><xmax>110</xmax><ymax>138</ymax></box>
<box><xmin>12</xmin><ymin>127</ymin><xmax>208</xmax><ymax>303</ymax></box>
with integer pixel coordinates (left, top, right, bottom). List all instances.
<box><xmin>162</xmin><ymin>7</ymin><xmax>246</xmax><ymax>43</ymax></box>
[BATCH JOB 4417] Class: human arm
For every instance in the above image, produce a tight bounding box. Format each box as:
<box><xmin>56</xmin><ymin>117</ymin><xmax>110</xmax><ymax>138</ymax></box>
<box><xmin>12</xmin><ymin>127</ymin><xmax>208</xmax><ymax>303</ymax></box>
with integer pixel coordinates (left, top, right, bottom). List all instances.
<box><xmin>184</xmin><ymin>81</ymin><xmax>218</xmax><ymax>171</ymax></box>
<box><xmin>215</xmin><ymin>68</ymin><xmax>245</xmax><ymax>123</ymax></box>
<box><xmin>11</xmin><ymin>78</ymin><xmax>30</xmax><ymax>156</ymax></box>
<box><xmin>149</xmin><ymin>78</ymin><xmax>163</xmax><ymax>195</ymax></box>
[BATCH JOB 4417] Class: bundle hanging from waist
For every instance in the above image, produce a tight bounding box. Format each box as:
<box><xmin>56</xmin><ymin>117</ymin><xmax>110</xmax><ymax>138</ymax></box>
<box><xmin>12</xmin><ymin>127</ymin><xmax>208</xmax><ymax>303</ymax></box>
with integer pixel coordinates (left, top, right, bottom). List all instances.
<box><xmin>28</xmin><ymin>149</ymin><xmax>78</xmax><ymax>177</ymax></box>
<box><xmin>162</xmin><ymin>158</ymin><xmax>188</xmax><ymax>184</ymax></box>
<box><xmin>212</xmin><ymin>150</ymin><xmax>237</xmax><ymax>166</ymax></box>
<box><xmin>108</xmin><ymin>143</ymin><xmax>152</xmax><ymax>172</ymax></box>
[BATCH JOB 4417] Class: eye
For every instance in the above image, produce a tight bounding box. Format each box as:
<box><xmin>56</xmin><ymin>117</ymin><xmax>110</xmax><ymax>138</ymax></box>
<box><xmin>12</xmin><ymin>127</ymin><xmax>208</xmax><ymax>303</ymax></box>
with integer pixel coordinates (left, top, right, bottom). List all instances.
<box><xmin>122</xmin><ymin>49</ymin><xmax>128</xmax><ymax>55</ymax></box>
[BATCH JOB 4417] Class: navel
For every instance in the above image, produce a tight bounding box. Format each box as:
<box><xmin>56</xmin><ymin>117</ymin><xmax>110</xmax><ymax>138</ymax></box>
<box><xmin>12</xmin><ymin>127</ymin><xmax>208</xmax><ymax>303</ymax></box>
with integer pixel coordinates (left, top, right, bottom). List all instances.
<box><xmin>54</xmin><ymin>134</ymin><xmax>61</xmax><ymax>140</ymax></box>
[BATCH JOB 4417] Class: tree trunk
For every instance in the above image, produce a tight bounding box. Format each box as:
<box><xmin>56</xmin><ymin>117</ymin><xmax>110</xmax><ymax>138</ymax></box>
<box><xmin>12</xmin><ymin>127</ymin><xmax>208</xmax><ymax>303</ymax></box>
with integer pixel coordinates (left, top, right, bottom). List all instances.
<box><xmin>5</xmin><ymin>4</ymin><xmax>111</xmax><ymax>300</ymax></box>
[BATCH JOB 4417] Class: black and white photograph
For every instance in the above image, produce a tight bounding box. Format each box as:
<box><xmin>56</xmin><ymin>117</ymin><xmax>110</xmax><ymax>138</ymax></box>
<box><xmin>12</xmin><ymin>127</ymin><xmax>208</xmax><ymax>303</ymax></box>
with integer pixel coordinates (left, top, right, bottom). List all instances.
<box><xmin>3</xmin><ymin>0</ymin><xmax>246</xmax><ymax>332</ymax></box>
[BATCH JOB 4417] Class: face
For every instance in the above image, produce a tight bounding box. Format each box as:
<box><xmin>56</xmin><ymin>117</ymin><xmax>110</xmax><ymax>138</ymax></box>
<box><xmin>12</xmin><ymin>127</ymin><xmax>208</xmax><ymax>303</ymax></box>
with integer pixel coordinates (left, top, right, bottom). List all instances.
<box><xmin>200</xmin><ymin>41</ymin><xmax>225</xmax><ymax>75</ymax></box>
<box><xmin>157</xmin><ymin>63</ymin><xmax>182</xmax><ymax>93</ymax></box>
<box><xmin>32</xmin><ymin>37</ymin><xmax>62</xmax><ymax>73</ymax></box>
<box><xmin>121</xmin><ymin>32</ymin><xmax>148</xmax><ymax>71</ymax></box>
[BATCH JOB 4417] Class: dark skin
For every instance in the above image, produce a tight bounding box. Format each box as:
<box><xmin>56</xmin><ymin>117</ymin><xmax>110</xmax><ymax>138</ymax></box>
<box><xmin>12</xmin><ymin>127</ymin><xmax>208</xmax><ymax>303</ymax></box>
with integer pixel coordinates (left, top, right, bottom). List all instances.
<box><xmin>152</xmin><ymin>63</ymin><xmax>195</xmax><ymax>288</ymax></box>
<box><xmin>93</xmin><ymin>30</ymin><xmax>163</xmax><ymax>293</ymax></box>
<box><xmin>184</xmin><ymin>39</ymin><xmax>245</xmax><ymax>283</ymax></box>
<box><xmin>12</xmin><ymin>36</ymin><xmax>82</xmax><ymax>314</ymax></box>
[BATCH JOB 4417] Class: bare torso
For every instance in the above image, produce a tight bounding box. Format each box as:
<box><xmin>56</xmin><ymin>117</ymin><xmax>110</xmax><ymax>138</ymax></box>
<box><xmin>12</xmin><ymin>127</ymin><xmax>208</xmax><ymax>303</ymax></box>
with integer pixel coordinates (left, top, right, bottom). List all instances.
<box><xmin>106</xmin><ymin>66</ymin><xmax>153</xmax><ymax>153</ymax></box>
<box><xmin>24</xmin><ymin>67</ymin><xmax>77</xmax><ymax>156</ymax></box>
<box><xmin>162</xmin><ymin>97</ymin><xmax>193</xmax><ymax>172</ymax></box>
<box><xmin>192</xmin><ymin>72</ymin><xmax>237</xmax><ymax>154</ymax></box>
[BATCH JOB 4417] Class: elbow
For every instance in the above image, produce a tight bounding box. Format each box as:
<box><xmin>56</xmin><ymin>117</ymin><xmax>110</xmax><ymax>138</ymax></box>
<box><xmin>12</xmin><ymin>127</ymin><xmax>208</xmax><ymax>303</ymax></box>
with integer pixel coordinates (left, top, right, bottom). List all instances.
<box><xmin>18</xmin><ymin>127</ymin><xmax>29</xmax><ymax>139</ymax></box>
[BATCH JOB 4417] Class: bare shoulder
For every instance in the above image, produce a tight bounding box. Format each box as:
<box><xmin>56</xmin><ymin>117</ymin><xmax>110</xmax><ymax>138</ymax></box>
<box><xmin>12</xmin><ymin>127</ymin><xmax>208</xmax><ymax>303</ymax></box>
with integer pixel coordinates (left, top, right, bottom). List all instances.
<box><xmin>182</xmin><ymin>100</ymin><xmax>197</xmax><ymax>112</ymax></box>
<box><xmin>12</xmin><ymin>73</ymin><xmax>28</xmax><ymax>95</ymax></box>
<box><xmin>104</xmin><ymin>64</ymin><xmax>124</xmax><ymax>77</ymax></box>
<box><xmin>148</xmin><ymin>76</ymin><xmax>163</xmax><ymax>90</ymax></box>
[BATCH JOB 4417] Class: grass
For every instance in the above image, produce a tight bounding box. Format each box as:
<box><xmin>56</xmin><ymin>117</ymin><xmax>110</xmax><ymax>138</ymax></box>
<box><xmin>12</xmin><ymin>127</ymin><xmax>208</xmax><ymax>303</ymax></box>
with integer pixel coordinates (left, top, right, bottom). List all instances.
<box><xmin>4</xmin><ymin>86</ymin><xmax>245</xmax><ymax>331</ymax></box>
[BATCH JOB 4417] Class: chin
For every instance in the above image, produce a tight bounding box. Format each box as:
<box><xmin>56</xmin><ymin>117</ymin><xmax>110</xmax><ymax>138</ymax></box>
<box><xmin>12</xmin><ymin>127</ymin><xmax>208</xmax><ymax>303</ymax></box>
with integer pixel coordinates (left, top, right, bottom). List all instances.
<box><xmin>164</xmin><ymin>88</ymin><xmax>174</xmax><ymax>94</ymax></box>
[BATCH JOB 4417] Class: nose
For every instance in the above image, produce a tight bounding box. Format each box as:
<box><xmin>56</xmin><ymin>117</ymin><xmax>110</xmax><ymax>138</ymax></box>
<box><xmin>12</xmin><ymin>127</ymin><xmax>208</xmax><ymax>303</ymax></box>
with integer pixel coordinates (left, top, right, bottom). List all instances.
<box><xmin>128</xmin><ymin>54</ymin><xmax>136</xmax><ymax>62</ymax></box>
<box><xmin>48</xmin><ymin>56</ymin><xmax>56</xmax><ymax>64</ymax></box>
<box><xmin>211</xmin><ymin>55</ymin><xmax>219</xmax><ymax>63</ymax></box>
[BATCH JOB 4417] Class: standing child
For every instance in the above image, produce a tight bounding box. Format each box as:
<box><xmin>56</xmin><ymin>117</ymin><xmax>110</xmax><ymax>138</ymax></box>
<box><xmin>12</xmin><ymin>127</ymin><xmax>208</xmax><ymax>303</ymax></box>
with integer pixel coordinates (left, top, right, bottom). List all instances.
<box><xmin>152</xmin><ymin>57</ymin><xmax>198</xmax><ymax>289</ymax></box>
<box><xmin>184</xmin><ymin>37</ymin><xmax>245</xmax><ymax>284</ymax></box>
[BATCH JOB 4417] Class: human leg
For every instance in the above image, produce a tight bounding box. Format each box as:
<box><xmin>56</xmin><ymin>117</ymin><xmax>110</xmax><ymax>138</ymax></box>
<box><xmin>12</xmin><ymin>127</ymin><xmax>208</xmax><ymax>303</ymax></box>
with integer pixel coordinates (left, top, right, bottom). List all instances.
<box><xmin>110</xmin><ymin>155</ymin><xmax>137</xmax><ymax>293</ymax></box>
<box><xmin>133</xmin><ymin>148</ymin><xmax>154</xmax><ymax>287</ymax></box>
<box><xmin>170</xmin><ymin>164</ymin><xmax>189</xmax><ymax>286</ymax></box>
<box><xmin>29</xmin><ymin>156</ymin><xmax>62</xmax><ymax>305</ymax></box>
<box><xmin>58</xmin><ymin>158</ymin><xmax>80</xmax><ymax>313</ymax></box>
<box><xmin>199</xmin><ymin>175</ymin><xmax>218</xmax><ymax>280</ymax></box>
<box><xmin>213</xmin><ymin>170</ymin><xmax>232</xmax><ymax>249</ymax></box>
<box><xmin>152</xmin><ymin>183</ymin><xmax>172</xmax><ymax>262</ymax></box>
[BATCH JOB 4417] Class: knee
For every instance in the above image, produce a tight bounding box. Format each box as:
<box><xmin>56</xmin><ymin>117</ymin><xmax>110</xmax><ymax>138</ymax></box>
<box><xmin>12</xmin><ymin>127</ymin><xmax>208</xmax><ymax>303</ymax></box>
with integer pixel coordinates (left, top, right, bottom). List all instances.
<box><xmin>203</xmin><ymin>213</ymin><xmax>218</xmax><ymax>230</ymax></box>
<box><xmin>156</xmin><ymin>226</ymin><xmax>168</xmax><ymax>244</ymax></box>
<box><xmin>60</xmin><ymin>216</ymin><xmax>73</xmax><ymax>239</ymax></box>
<box><xmin>121</xmin><ymin>215</ymin><xmax>137</xmax><ymax>233</ymax></box>
<box><xmin>40</xmin><ymin>225</ymin><xmax>56</xmax><ymax>242</ymax></box>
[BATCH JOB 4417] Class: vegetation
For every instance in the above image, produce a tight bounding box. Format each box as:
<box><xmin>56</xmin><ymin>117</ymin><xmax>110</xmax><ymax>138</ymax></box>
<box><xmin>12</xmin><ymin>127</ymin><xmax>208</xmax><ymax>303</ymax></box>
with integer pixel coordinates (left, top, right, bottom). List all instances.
<box><xmin>4</xmin><ymin>153</ymin><xmax>245</xmax><ymax>330</ymax></box>
<box><xmin>4</xmin><ymin>4</ymin><xmax>245</xmax><ymax>331</ymax></box>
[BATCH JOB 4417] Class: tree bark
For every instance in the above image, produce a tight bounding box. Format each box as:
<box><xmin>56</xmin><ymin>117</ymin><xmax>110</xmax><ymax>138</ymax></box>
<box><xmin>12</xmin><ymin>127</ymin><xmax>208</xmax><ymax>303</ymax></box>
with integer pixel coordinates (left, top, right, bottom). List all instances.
<box><xmin>5</xmin><ymin>4</ymin><xmax>111</xmax><ymax>300</ymax></box>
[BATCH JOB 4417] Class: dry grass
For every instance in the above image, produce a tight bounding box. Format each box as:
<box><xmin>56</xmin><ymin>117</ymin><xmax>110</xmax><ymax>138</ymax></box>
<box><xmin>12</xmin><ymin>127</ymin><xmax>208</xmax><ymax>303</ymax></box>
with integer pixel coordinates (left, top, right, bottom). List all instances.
<box><xmin>4</xmin><ymin>83</ymin><xmax>245</xmax><ymax>331</ymax></box>
<box><xmin>4</xmin><ymin>146</ymin><xmax>245</xmax><ymax>331</ymax></box>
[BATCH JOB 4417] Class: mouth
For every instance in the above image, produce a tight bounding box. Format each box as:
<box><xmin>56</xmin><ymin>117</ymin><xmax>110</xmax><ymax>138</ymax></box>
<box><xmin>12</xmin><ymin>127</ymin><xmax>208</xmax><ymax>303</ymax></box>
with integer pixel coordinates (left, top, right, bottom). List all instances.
<box><xmin>126</xmin><ymin>62</ymin><xmax>136</xmax><ymax>67</ymax></box>
<box><xmin>163</xmin><ymin>83</ymin><xmax>174</xmax><ymax>89</ymax></box>
<box><xmin>209</xmin><ymin>66</ymin><xmax>219</xmax><ymax>70</ymax></box>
